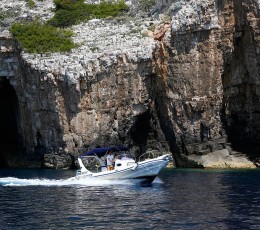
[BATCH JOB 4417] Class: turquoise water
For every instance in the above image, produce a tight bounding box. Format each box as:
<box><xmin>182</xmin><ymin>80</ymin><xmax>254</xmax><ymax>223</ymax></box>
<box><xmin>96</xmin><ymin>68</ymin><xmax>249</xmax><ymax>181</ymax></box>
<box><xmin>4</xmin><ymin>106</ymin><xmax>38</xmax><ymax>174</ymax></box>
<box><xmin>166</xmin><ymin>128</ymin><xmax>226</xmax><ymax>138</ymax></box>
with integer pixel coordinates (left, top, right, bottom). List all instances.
<box><xmin>0</xmin><ymin>168</ymin><xmax>259</xmax><ymax>229</ymax></box>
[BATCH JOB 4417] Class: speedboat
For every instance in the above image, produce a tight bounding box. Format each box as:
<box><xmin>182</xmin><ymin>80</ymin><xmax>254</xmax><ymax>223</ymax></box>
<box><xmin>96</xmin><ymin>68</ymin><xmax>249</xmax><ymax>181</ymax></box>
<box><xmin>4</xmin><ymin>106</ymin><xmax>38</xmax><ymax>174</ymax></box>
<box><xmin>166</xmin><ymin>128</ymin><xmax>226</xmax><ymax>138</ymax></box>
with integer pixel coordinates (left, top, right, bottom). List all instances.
<box><xmin>71</xmin><ymin>146</ymin><xmax>172</xmax><ymax>184</ymax></box>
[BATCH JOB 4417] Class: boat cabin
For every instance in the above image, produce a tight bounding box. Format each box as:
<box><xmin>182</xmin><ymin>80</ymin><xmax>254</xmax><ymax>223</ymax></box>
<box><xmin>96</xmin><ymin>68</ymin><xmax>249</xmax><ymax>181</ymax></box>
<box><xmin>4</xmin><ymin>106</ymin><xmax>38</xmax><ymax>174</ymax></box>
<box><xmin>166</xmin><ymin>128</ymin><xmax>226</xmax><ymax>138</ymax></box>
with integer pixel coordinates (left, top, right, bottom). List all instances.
<box><xmin>114</xmin><ymin>154</ymin><xmax>136</xmax><ymax>170</ymax></box>
<box><xmin>77</xmin><ymin>146</ymin><xmax>135</xmax><ymax>174</ymax></box>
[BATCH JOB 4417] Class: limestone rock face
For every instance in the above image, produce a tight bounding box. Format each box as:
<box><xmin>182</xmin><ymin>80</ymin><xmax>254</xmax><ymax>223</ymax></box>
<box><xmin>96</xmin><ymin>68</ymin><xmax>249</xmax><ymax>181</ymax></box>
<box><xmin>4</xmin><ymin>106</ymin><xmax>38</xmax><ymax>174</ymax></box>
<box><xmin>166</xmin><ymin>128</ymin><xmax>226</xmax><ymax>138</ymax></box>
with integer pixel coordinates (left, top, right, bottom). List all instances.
<box><xmin>152</xmin><ymin>0</ymin><xmax>259</xmax><ymax>167</ymax></box>
<box><xmin>0</xmin><ymin>0</ymin><xmax>259</xmax><ymax>168</ymax></box>
<box><xmin>0</xmin><ymin>0</ymin><xmax>54</xmax><ymax>29</ymax></box>
<box><xmin>0</xmin><ymin>15</ymin><xmax>168</xmax><ymax>168</ymax></box>
<box><xmin>221</xmin><ymin>0</ymin><xmax>260</xmax><ymax>159</ymax></box>
<box><xmin>0</xmin><ymin>31</ymin><xmax>19</xmax><ymax>77</ymax></box>
<box><xmin>152</xmin><ymin>1</ymin><xmax>225</xmax><ymax>166</ymax></box>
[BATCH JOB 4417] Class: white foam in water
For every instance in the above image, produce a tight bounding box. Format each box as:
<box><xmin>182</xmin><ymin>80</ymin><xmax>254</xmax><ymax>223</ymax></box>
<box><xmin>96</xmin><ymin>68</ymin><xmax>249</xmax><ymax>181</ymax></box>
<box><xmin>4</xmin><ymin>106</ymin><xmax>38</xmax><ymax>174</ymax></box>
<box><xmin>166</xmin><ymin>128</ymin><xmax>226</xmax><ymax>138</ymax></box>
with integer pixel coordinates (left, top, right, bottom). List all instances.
<box><xmin>153</xmin><ymin>177</ymin><xmax>163</xmax><ymax>184</ymax></box>
<box><xmin>0</xmin><ymin>177</ymin><xmax>133</xmax><ymax>187</ymax></box>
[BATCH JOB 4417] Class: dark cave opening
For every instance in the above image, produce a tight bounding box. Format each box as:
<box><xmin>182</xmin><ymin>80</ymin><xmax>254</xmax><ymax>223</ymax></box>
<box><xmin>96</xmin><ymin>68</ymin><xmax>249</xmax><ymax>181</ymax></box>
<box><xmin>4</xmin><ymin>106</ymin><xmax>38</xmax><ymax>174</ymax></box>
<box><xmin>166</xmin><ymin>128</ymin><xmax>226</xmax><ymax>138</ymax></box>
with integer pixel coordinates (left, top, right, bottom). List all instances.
<box><xmin>0</xmin><ymin>78</ymin><xmax>20</xmax><ymax>168</ymax></box>
<box><xmin>130</xmin><ymin>111</ymin><xmax>151</xmax><ymax>157</ymax></box>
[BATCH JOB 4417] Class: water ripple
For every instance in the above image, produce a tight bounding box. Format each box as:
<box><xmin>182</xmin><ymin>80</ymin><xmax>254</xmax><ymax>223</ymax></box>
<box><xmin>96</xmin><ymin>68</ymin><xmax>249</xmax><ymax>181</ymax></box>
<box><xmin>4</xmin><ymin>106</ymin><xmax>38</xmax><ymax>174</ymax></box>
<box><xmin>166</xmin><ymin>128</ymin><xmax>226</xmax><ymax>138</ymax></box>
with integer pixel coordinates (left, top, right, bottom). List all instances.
<box><xmin>0</xmin><ymin>168</ymin><xmax>259</xmax><ymax>229</ymax></box>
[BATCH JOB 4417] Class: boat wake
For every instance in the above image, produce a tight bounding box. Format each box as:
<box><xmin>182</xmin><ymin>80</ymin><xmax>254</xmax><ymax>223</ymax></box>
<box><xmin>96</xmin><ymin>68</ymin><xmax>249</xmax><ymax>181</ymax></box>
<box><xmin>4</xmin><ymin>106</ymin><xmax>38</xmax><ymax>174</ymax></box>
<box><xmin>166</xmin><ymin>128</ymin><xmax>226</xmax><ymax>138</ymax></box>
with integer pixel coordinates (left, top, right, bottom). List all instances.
<box><xmin>0</xmin><ymin>177</ymin><xmax>134</xmax><ymax>187</ymax></box>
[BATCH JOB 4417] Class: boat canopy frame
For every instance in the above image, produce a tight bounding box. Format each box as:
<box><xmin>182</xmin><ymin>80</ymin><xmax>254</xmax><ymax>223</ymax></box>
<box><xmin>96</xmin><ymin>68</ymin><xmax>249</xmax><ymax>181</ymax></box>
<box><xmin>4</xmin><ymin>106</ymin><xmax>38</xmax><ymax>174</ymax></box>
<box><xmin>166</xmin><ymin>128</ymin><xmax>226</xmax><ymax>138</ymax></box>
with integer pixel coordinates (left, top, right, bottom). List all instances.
<box><xmin>80</xmin><ymin>146</ymin><xmax>129</xmax><ymax>158</ymax></box>
<box><xmin>78</xmin><ymin>146</ymin><xmax>131</xmax><ymax>173</ymax></box>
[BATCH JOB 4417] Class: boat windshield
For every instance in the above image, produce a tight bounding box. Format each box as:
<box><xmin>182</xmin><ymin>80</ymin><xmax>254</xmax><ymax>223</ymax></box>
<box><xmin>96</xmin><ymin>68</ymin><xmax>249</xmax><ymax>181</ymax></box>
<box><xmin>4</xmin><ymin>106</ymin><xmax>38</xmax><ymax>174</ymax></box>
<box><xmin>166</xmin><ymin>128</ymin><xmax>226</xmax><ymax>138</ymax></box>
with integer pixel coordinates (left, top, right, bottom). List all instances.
<box><xmin>81</xmin><ymin>156</ymin><xmax>102</xmax><ymax>172</ymax></box>
<box><xmin>117</xmin><ymin>153</ymin><xmax>134</xmax><ymax>160</ymax></box>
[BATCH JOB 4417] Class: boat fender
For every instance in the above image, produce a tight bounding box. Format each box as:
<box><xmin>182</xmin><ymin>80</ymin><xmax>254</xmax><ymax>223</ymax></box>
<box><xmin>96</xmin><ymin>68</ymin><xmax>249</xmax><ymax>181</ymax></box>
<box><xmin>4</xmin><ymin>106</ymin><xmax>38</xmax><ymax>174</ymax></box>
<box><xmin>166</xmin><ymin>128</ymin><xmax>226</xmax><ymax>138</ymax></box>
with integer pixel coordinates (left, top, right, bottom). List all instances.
<box><xmin>132</xmin><ymin>163</ymin><xmax>138</xmax><ymax>171</ymax></box>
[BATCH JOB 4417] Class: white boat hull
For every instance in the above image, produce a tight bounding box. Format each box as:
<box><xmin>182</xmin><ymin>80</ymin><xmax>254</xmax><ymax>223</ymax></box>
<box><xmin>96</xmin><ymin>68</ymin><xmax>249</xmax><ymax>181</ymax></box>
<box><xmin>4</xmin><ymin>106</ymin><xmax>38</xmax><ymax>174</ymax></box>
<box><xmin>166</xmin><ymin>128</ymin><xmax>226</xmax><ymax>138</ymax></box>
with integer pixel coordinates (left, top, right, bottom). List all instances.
<box><xmin>71</xmin><ymin>154</ymin><xmax>171</xmax><ymax>184</ymax></box>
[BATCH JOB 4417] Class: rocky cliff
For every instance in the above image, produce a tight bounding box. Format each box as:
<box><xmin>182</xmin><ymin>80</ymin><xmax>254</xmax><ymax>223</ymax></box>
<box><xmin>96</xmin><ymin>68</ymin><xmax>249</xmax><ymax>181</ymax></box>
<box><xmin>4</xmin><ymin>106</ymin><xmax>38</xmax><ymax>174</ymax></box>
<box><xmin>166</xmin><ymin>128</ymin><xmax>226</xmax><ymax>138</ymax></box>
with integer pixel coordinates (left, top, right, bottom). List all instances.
<box><xmin>0</xmin><ymin>0</ymin><xmax>259</xmax><ymax>168</ymax></box>
<box><xmin>152</xmin><ymin>0</ymin><xmax>259</xmax><ymax>168</ymax></box>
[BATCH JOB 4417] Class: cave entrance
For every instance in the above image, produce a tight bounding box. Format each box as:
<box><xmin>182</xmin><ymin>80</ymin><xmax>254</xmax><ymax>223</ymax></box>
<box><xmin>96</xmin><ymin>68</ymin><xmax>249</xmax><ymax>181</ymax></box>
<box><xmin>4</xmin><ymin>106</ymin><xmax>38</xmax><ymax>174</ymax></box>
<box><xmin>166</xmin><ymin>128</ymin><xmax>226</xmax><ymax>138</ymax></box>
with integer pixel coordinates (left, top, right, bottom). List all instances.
<box><xmin>130</xmin><ymin>110</ymin><xmax>151</xmax><ymax>157</ymax></box>
<box><xmin>0</xmin><ymin>78</ymin><xmax>21</xmax><ymax>168</ymax></box>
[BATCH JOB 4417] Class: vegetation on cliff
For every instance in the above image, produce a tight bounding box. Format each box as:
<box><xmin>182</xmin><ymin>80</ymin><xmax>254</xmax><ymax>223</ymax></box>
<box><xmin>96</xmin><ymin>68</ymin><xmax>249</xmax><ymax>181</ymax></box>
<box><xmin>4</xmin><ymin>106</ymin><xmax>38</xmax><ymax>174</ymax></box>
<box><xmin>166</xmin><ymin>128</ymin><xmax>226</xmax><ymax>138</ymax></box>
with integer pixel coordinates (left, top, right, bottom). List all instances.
<box><xmin>10</xmin><ymin>0</ymin><xmax>128</xmax><ymax>53</ymax></box>
<box><xmin>26</xmin><ymin>0</ymin><xmax>36</xmax><ymax>9</ymax></box>
<box><xmin>139</xmin><ymin>0</ymin><xmax>156</xmax><ymax>12</ymax></box>
<box><xmin>48</xmin><ymin>0</ymin><xmax>129</xmax><ymax>27</ymax></box>
<box><xmin>10</xmin><ymin>20</ymin><xmax>77</xmax><ymax>53</ymax></box>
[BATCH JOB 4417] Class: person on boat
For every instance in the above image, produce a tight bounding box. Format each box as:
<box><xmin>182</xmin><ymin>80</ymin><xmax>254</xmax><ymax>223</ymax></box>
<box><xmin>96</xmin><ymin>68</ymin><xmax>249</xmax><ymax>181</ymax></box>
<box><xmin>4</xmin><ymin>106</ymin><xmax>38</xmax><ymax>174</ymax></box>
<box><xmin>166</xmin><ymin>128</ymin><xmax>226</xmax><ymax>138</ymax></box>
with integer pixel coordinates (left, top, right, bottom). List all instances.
<box><xmin>106</xmin><ymin>150</ymin><xmax>114</xmax><ymax>171</ymax></box>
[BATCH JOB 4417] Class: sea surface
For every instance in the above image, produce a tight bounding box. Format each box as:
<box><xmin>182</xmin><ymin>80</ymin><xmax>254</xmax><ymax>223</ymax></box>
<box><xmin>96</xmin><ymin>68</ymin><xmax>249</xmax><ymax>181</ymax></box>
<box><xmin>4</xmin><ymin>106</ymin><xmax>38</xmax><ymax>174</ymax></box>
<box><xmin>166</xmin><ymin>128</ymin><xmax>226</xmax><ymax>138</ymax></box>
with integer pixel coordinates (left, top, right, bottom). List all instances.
<box><xmin>0</xmin><ymin>168</ymin><xmax>259</xmax><ymax>229</ymax></box>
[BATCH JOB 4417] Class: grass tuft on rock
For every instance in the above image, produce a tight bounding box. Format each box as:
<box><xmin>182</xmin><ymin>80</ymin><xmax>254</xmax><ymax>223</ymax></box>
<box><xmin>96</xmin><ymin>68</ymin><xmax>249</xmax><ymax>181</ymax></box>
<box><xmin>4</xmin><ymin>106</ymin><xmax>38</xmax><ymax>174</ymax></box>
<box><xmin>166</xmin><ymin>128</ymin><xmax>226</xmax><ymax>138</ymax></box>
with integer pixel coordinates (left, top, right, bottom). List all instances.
<box><xmin>10</xmin><ymin>20</ymin><xmax>77</xmax><ymax>53</ymax></box>
<box><xmin>48</xmin><ymin>0</ymin><xmax>129</xmax><ymax>27</ymax></box>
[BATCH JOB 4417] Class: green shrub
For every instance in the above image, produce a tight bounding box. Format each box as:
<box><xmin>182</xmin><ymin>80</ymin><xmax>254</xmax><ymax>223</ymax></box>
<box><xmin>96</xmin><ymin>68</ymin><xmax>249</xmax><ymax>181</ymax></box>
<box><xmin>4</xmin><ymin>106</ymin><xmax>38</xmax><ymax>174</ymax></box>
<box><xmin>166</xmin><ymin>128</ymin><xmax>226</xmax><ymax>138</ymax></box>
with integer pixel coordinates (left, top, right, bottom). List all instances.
<box><xmin>0</xmin><ymin>12</ymin><xmax>6</xmax><ymax>21</ymax></box>
<box><xmin>139</xmin><ymin>0</ymin><xmax>156</xmax><ymax>12</ymax></box>
<box><xmin>53</xmin><ymin>0</ymin><xmax>84</xmax><ymax>11</ymax></box>
<box><xmin>48</xmin><ymin>9</ymin><xmax>84</xmax><ymax>28</ymax></box>
<box><xmin>48</xmin><ymin>0</ymin><xmax>129</xmax><ymax>27</ymax></box>
<box><xmin>0</xmin><ymin>9</ymin><xmax>19</xmax><ymax>21</ymax></box>
<box><xmin>10</xmin><ymin>20</ymin><xmax>77</xmax><ymax>53</ymax></box>
<box><xmin>26</xmin><ymin>0</ymin><xmax>36</xmax><ymax>8</ymax></box>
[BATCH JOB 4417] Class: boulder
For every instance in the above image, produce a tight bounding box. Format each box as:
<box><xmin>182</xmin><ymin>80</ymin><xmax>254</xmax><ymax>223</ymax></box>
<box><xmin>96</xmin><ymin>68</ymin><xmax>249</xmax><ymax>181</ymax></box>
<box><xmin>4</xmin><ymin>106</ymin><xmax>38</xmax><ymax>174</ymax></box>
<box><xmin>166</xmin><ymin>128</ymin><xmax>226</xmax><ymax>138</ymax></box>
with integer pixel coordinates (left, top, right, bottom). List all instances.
<box><xmin>44</xmin><ymin>154</ymin><xmax>73</xmax><ymax>169</ymax></box>
<box><xmin>187</xmin><ymin>149</ymin><xmax>256</xmax><ymax>169</ymax></box>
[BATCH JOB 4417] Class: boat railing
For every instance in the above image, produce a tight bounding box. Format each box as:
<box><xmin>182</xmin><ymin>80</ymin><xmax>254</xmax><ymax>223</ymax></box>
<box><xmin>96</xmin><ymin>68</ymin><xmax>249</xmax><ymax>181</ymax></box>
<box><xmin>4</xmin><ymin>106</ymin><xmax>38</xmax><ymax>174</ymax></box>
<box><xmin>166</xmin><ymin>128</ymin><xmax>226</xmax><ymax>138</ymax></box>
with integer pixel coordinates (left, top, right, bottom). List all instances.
<box><xmin>138</xmin><ymin>152</ymin><xmax>150</xmax><ymax>162</ymax></box>
<box><xmin>138</xmin><ymin>150</ymin><xmax>165</xmax><ymax>162</ymax></box>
